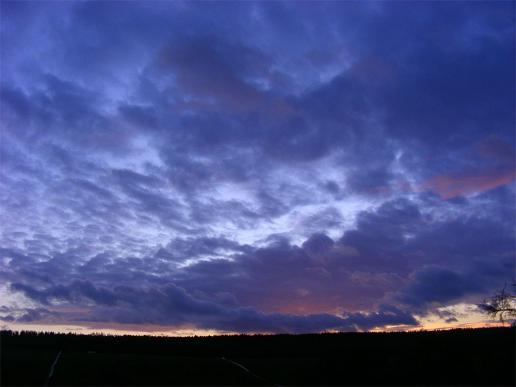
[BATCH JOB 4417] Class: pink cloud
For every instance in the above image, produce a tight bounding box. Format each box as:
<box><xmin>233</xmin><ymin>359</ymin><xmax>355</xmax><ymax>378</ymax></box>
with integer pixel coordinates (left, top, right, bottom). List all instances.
<box><xmin>420</xmin><ymin>167</ymin><xmax>516</xmax><ymax>199</ymax></box>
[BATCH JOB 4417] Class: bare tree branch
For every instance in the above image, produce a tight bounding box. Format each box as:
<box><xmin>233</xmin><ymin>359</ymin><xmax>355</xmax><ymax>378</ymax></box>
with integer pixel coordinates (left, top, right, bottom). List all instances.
<box><xmin>479</xmin><ymin>283</ymin><xmax>516</xmax><ymax>326</ymax></box>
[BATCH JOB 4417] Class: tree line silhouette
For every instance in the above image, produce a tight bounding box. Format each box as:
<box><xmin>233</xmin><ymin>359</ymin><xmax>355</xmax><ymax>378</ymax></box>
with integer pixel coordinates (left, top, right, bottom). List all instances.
<box><xmin>2</xmin><ymin>327</ymin><xmax>515</xmax><ymax>386</ymax></box>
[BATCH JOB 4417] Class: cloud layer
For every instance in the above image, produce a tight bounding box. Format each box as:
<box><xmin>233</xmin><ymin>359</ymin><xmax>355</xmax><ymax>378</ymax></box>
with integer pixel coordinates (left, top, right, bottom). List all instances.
<box><xmin>1</xmin><ymin>1</ymin><xmax>514</xmax><ymax>333</ymax></box>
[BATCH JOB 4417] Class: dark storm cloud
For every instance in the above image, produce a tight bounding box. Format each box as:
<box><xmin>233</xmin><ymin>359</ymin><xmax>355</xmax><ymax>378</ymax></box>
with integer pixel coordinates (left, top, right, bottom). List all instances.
<box><xmin>342</xmin><ymin>305</ymin><xmax>418</xmax><ymax>331</ymax></box>
<box><xmin>6</xmin><ymin>279</ymin><xmax>416</xmax><ymax>333</ymax></box>
<box><xmin>0</xmin><ymin>307</ymin><xmax>60</xmax><ymax>323</ymax></box>
<box><xmin>1</xmin><ymin>1</ymin><xmax>514</xmax><ymax>332</ymax></box>
<box><xmin>172</xmin><ymin>198</ymin><xmax>513</xmax><ymax>316</ymax></box>
<box><xmin>157</xmin><ymin>35</ymin><xmax>269</xmax><ymax>110</ymax></box>
<box><xmin>3</xmin><ymin>196</ymin><xmax>514</xmax><ymax>330</ymax></box>
<box><xmin>397</xmin><ymin>267</ymin><xmax>478</xmax><ymax>310</ymax></box>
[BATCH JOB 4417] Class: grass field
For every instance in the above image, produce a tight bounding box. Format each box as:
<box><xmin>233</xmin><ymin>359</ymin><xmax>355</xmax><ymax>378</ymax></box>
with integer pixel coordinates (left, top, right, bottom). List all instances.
<box><xmin>1</xmin><ymin>327</ymin><xmax>514</xmax><ymax>386</ymax></box>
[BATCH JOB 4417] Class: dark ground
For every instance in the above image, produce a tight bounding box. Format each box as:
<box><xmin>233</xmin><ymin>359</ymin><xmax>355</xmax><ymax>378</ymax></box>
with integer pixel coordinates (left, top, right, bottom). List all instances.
<box><xmin>1</xmin><ymin>327</ymin><xmax>514</xmax><ymax>386</ymax></box>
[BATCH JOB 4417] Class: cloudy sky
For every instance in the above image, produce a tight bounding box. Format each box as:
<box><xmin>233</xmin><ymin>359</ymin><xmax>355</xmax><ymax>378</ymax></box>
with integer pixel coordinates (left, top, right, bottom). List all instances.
<box><xmin>0</xmin><ymin>1</ymin><xmax>514</xmax><ymax>334</ymax></box>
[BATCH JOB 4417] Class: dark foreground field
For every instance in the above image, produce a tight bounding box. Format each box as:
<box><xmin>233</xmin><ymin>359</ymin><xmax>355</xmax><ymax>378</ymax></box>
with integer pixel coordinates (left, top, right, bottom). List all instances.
<box><xmin>1</xmin><ymin>327</ymin><xmax>514</xmax><ymax>386</ymax></box>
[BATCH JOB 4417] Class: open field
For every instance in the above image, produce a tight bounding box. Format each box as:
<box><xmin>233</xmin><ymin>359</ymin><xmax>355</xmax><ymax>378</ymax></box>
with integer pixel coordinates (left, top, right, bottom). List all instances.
<box><xmin>1</xmin><ymin>327</ymin><xmax>514</xmax><ymax>386</ymax></box>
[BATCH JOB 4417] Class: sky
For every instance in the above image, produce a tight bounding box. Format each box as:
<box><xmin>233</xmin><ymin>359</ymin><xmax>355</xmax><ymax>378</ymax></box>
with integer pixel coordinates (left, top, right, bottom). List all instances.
<box><xmin>0</xmin><ymin>1</ymin><xmax>515</xmax><ymax>335</ymax></box>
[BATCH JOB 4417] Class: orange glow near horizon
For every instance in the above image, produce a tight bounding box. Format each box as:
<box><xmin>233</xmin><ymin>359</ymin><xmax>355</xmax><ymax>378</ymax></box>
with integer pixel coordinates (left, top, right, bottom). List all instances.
<box><xmin>0</xmin><ymin>321</ymin><xmax>229</xmax><ymax>337</ymax></box>
<box><xmin>1</xmin><ymin>318</ymin><xmax>508</xmax><ymax>337</ymax></box>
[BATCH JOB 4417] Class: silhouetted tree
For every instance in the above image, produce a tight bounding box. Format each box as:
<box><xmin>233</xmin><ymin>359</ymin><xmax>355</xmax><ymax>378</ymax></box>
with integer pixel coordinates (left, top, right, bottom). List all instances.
<box><xmin>480</xmin><ymin>283</ymin><xmax>516</xmax><ymax>326</ymax></box>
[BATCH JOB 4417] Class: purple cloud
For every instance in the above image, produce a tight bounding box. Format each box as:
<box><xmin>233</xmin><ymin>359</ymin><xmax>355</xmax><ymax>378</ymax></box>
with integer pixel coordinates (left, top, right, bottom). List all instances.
<box><xmin>1</xmin><ymin>1</ymin><xmax>514</xmax><ymax>333</ymax></box>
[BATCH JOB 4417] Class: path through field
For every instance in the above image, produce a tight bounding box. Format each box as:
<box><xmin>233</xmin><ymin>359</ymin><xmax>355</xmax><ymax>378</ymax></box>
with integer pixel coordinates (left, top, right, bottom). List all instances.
<box><xmin>221</xmin><ymin>356</ymin><xmax>281</xmax><ymax>386</ymax></box>
<box><xmin>44</xmin><ymin>349</ymin><xmax>62</xmax><ymax>386</ymax></box>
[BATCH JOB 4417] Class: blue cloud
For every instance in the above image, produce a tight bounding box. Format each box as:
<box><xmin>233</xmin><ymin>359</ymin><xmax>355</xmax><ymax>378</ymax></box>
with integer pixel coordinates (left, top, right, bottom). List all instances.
<box><xmin>1</xmin><ymin>1</ymin><xmax>514</xmax><ymax>332</ymax></box>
